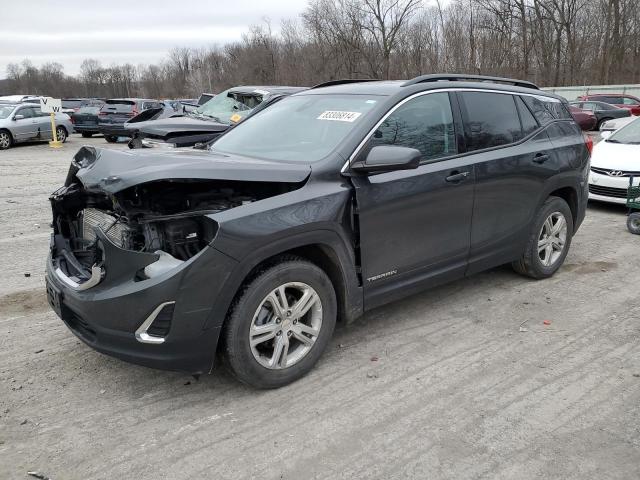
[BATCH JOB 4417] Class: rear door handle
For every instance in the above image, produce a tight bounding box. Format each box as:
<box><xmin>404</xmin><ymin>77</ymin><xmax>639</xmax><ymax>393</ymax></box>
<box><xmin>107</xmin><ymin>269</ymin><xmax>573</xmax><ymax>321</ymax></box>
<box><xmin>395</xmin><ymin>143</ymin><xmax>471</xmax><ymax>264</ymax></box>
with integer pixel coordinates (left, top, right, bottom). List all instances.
<box><xmin>445</xmin><ymin>170</ymin><xmax>470</xmax><ymax>183</ymax></box>
<box><xmin>533</xmin><ymin>153</ymin><xmax>550</xmax><ymax>164</ymax></box>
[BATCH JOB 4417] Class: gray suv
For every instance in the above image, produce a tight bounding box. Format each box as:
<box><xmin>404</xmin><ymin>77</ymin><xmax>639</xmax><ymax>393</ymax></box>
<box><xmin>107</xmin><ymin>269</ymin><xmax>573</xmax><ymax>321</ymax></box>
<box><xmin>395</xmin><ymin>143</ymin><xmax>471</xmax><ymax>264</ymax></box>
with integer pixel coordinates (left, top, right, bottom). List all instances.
<box><xmin>0</xmin><ymin>103</ymin><xmax>74</xmax><ymax>150</ymax></box>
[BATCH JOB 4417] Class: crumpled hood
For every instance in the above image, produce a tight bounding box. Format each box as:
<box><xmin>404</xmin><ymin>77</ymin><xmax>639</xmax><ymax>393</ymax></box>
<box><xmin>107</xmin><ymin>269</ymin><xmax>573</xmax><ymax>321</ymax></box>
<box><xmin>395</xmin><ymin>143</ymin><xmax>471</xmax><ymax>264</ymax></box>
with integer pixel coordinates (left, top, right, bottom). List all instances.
<box><xmin>133</xmin><ymin>116</ymin><xmax>230</xmax><ymax>137</ymax></box>
<box><xmin>71</xmin><ymin>146</ymin><xmax>311</xmax><ymax>193</ymax></box>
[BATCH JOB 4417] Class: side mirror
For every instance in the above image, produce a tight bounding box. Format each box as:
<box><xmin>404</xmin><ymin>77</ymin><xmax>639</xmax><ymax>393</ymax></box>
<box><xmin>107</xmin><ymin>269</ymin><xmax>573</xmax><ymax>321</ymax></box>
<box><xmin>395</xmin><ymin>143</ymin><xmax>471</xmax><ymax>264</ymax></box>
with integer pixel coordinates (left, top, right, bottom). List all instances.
<box><xmin>13</xmin><ymin>114</ymin><xmax>24</xmax><ymax>121</ymax></box>
<box><xmin>600</xmin><ymin>130</ymin><xmax>612</xmax><ymax>140</ymax></box>
<box><xmin>351</xmin><ymin>145</ymin><xmax>421</xmax><ymax>173</ymax></box>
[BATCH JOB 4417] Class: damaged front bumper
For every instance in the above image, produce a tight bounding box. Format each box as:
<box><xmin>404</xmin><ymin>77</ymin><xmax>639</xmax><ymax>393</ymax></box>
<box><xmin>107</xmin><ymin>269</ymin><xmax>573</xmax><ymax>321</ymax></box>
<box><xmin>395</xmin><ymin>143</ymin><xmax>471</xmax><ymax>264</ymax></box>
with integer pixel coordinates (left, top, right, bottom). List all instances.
<box><xmin>46</xmin><ymin>231</ymin><xmax>238</xmax><ymax>374</ymax></box>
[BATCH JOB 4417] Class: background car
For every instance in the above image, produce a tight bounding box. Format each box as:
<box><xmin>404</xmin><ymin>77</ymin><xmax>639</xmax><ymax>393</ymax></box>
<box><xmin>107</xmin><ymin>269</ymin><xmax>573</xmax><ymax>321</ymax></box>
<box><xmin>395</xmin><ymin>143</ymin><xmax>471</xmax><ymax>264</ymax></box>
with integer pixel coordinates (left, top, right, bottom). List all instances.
<box><xmin>0</xmin><ymin>94</ymin><xmax>41</xmax><ymax>104</ymax></box>
<box><xmin>130</xmin><ymin>86</ymin><xmax>306</xmax><ymax>148</ymax></box>
<box><xmin>71</xmin><ymin>103</ymin><xmax>106</xmax><ymax>137</ymax></box>
<box><xmin>589</xmin><ymin>117</ymin><xmax>640</xmax><ymax>204</ymax></box>
<box><xmin>0</xmin><ymin>103</ymin><xmax>73</xmax><ymax>149</ymax></box>
<box><xmin>569</xmin><ymin>100</ymin><xmax>630</xmax><ymax>129</ymax></box>
<box><xmin>97</xmin><ymin>98</ymin><xmax>163</xmax><ymax>143</ymax></box>
<box><xmin>568</xmin><ymin>105</ymin><xmax>596</xmax><ymax>130</ymax></box>
<box><xmin>577</xmin><ymin>94</ymin><xmax>640</xmax><ymax>116</ymax></box>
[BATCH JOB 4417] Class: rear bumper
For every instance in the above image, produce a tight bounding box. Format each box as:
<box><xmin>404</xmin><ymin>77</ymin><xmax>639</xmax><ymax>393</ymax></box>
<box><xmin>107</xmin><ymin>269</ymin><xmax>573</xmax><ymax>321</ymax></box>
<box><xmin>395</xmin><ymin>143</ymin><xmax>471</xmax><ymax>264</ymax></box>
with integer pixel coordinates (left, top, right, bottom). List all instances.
<box><xmin>74</xmin><ymin>125</ymin><xmax>100</xmax><ymax>134</ymax></box>
<box><xmin>46</xmin><ymin>241</ymin><xmax>239</xmax><ymax>374</ymax></box>
<box><xmin>98</xmin><ymin>125</ymin><xmax>131</xmax><ymax>137</ymax></box>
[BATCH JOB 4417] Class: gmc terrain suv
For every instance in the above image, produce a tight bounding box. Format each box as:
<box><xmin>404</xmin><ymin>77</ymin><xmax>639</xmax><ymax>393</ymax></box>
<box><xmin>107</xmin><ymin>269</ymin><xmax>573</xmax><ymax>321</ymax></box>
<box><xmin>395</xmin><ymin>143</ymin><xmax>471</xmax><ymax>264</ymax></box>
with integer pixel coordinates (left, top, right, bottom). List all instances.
<box><xmin>46</xmin><ymin>75</ymin><xmax>589</xmax><ymax>388</ymax></box>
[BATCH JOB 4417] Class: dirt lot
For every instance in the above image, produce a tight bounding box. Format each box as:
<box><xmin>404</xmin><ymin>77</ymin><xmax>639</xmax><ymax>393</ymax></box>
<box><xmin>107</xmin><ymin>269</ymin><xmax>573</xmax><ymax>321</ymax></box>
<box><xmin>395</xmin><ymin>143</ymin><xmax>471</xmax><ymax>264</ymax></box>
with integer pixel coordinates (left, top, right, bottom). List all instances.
<box><xmin>1</xmin><ymin>134</ymin><xmax>639</xmax><ymax>480</ymax></box>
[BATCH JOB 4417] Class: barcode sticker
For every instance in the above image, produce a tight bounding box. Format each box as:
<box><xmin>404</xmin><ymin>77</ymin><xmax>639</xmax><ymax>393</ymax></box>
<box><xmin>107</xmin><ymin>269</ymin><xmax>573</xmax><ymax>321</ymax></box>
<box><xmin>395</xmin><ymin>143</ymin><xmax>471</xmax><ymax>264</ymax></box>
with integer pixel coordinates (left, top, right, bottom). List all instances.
<box><xmin>317</xmin><ymin>111</ymin><xmax>362</xmax><ymax>122</ymax></box>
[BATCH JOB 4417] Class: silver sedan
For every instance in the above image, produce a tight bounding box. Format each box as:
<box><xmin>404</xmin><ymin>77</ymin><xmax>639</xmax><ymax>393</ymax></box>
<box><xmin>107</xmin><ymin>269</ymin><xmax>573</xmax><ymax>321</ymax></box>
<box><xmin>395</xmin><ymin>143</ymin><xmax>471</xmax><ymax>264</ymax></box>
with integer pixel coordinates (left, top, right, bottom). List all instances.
<box><xmin>0</xmin><ymin>103</ymin><xmax>75</xmax><ymax>150</ymax></box>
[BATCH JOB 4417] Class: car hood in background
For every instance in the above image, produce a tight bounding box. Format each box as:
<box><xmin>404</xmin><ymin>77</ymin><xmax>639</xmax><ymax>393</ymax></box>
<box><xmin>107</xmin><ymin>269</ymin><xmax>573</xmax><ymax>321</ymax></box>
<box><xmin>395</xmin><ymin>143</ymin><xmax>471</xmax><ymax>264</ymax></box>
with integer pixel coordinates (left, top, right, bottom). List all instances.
<box><xmin>70</xmin><ymin>146</ymin><xmax>311</xmax><ymax>193</ymax></box>
<box><xmin>131</xmin><ymin>116</ymin><xmax>230</xmax><ymax>136</ymax></box>
<box><xmin>591</xmin><ymin>141</ymin><xmax>640</xmax><ymax>170</ymax></box>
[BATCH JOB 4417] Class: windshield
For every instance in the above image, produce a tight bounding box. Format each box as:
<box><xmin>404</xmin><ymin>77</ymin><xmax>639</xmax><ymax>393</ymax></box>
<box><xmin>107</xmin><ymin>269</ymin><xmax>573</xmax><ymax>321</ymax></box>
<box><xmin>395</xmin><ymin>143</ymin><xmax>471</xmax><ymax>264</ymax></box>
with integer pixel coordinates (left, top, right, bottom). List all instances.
<box><xmin>608</xmin><ymin>118</ymin><xmax>640</xmax><ymax>144</ymax></box>
<box><xmin>211</xmin><ymin>94</ymin><xmax>382</xmax><ymax>162</ymax></box>
<box><xmin>0</xmin><ymin>105</ymin><xmax>15</xmax><ymax>119</ymax></box>
<box><xmin>194</xmin><ymin>89</ymin><xmax>263</xmax><ymax>124</ymax></box>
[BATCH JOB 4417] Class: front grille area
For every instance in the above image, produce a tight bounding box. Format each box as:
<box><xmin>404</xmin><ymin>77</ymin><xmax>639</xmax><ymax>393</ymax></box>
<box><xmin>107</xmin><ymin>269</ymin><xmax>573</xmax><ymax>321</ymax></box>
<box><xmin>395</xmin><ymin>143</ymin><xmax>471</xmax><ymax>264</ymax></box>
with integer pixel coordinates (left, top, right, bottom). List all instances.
<box><xmin>589</xmin><ymin>184</ymin><xmax>628</xmax><ymax>198</ymax></box>
<box><xmin>81</xmin><ymin>208</ymin><xmax>130</xmax><ymax>248</ymax></box>
<box><xmin>591</xmin><ymin>167</ymin><xmax>640</xmax><ymax>177</ymax></box>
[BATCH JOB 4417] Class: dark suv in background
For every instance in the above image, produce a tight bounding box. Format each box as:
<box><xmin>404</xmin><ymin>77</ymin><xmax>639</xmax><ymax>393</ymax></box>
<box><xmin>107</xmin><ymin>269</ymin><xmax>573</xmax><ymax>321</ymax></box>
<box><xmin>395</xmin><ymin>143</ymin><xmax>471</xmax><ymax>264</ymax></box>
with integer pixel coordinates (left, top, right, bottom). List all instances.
<box><xmin>98</xmin><ymin>98</ymin><xmax>162</xmax><ymax>142</ymax></box>
<box><xmin>46</xmin><ymin>75</ymin><xmax>589</xmax><ymax>388</ymax></box>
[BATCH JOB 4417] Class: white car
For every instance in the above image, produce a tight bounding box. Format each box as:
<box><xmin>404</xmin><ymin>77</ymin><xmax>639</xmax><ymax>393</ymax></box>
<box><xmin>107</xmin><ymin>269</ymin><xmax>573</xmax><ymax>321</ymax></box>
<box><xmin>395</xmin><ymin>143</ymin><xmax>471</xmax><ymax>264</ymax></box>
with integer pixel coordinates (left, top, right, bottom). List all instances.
<box><xmin>599</xmin><ymin>115</ymin><xmax>637</xmax><ymax>132</ymax></box>
<box><xmin>589</xmin><ymin>117</ymin><xmax>640</xmax><ymax>204</ymax></box>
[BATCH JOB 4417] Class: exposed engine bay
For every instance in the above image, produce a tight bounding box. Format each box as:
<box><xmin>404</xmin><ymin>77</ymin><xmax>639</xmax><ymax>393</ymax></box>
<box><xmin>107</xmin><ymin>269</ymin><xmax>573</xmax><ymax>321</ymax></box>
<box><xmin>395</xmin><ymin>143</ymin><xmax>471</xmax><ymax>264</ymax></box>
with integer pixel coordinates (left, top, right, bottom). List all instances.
<box><xmin>50</xmin><ymin>178</ymin><xmax>301</xmax><ymax>282</ymax></box>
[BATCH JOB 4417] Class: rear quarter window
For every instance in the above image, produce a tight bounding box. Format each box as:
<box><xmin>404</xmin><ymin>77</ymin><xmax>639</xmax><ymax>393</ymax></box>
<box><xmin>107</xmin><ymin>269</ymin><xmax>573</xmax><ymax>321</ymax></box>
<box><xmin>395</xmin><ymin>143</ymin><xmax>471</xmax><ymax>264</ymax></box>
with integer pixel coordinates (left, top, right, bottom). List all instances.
<box><xmin>459</xmin><ymin>91</ymin><xmax>522</xmax><ymax>151</ymax></box>
<box><xmin>521</xmin><ymin>95</ymin><xmax>570</xmax><ymax>125</ymax></box>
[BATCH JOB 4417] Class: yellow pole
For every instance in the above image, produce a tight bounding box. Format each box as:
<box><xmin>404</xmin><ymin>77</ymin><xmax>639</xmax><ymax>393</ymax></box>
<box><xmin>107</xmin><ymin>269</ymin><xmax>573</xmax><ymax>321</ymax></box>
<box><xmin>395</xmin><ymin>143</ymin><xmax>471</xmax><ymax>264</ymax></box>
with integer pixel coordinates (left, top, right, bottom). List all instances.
<box><xmin>49</xmin><ymin>112</ymin><xmax>62</xmax><ymax>148</ymax></box>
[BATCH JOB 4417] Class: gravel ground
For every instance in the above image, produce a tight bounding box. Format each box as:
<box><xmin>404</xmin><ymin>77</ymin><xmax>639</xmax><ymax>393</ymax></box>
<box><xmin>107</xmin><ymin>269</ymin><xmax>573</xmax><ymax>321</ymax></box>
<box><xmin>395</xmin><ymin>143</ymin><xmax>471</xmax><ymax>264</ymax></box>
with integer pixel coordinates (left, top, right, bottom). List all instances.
<box><xmin>1</xmin><ymin>135</ymin><xmax>639</xmax><ymax>480</ymax></box>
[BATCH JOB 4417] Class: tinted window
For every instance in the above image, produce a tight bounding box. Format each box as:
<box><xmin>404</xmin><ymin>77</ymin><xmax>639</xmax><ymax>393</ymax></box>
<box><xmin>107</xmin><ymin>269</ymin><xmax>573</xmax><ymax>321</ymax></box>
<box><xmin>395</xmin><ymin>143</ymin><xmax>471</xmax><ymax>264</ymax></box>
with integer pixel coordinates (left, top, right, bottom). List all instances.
<box><xmin>460</xmin><ymin>92</ymin><xmax>521</xmax><ymax>151</ymax></box>
<box><xmin>369</xmin><ymin>92</ymin><xmax>456</xmax><ymax>162</ymax></box>
<box><xmin>516</xmin><ymin>96</ymin><xmax>539</xmax><ymax>136</ymax></box>
<box><xmin>596</xmin><ymin>96</ymin><xmax>622</xmax><ymax>104</ymax></box>
<box><xmin>522</xmin><ymin>95</ymin><xmax>570</xmax><ymax>124</ymax></box>
<box><xmin>103</xmin><ymin>100</ymin><xmax>135</xmax><ymax>112</ymax></box>
<box><xmin>62</xmin><ymin>99</ymin><xmax>84</xmax><ymax>109</ymax></box>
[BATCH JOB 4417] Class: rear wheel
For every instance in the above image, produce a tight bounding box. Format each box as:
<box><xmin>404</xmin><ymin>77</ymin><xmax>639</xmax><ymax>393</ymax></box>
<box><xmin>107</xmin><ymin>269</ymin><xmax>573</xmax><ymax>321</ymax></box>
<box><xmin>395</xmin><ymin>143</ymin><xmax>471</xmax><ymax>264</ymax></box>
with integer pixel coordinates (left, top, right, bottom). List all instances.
<box><xmin>0</xmin><ymin>130</ymin><xmax>12</xmax><ymax>150</ymax></box>
<box><xmin>221</xmin><ymin>257</ymin><xmax>337</xmax><ymax>388</ymax></box>
<box><xmin>627</xmin><ymin>212</ymin><xmax>640</xmax><ymax>235</ymax></box>
<box><xmin>104</xmin><ymin>135</ymin><xmax>118</xmax><ymax>143</ymax></box>
<box><xmin>597</xmin><ymin>117</ymin><xmax>612</xmax><ymax>130</ymax></box>
<box><xmin>512</xmin><ymin>196</ymin><xmax>573</xmax><ymax>279</ymax></box>
<box><xmin>55</xmin><ymin>126</ymin><xmax>67</xmax><ymax>143</ymax></box>
<box><xmin>81</xmin><ymin>132</ymin><xmax>93</xmax><ymax>138</ymax></box>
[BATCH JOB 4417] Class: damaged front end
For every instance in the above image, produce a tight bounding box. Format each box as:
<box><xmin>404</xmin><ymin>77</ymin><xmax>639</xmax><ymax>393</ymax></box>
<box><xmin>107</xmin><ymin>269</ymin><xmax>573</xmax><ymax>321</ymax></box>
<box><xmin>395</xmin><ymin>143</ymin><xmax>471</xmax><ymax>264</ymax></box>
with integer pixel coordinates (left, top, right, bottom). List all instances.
<box><xmin>49</xmin><ymin>146</ymin><xmax>305</xmax><ymax>290</ymax></box>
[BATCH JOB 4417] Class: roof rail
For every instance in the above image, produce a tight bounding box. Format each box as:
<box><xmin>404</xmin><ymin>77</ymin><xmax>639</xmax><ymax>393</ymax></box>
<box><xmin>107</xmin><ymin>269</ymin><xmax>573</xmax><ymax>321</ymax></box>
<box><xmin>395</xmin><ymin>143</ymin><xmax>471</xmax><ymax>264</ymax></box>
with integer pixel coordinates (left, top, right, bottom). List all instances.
<box><xmin>311</xmin><ymin>79</ymin><xmax>378</xmax><ymax>89</ymax></box>
<box><xmin>402</xmin><ymin>74</ymin><xmax>539</xmax><ymax>90</ymax></box>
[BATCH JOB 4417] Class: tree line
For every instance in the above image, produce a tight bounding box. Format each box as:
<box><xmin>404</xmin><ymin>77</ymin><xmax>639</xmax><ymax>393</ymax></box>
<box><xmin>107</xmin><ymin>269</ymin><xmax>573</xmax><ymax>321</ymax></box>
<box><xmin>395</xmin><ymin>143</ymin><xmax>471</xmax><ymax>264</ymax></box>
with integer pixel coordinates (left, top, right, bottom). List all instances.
<box><xmin>2</xmin><ymin>0</ymin><xmax>639</xmax><ymax>99</ymax></box>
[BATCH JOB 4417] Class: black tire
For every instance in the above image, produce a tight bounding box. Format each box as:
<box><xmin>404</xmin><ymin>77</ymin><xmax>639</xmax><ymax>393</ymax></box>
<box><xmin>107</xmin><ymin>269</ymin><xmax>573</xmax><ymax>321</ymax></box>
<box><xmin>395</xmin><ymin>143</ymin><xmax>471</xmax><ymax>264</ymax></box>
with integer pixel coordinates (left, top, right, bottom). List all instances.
<box><xmin>597</xmin><ymin>117</ymin><xmax>612</xmax><ymax>130</ymax></box>
<box><xmin>512</xmin><ymin>196</ymin><xmax>573</xmax><ymax>279</ymax></box>
<box><xmin>105</xmin><ymin>135</ymin><xmax>118</xmax><ymax>143</ymax></box>
<box><xmin>81</xmin><ymin>132</ymin><xmax>93</xmax><ymax>138</ymax></box>
<box><xmin>221</xmin><ymin>256</ymin><xmax>337</xmax><ymax>388</ymax></box>
<box><xmin>55</xmin><ymin>126</ymin><xmax>67</xmax><ymax>143</ymax></box>
<box><xmin>627</xmin><ymin>212</ymin><xmax>640</xmax><ymax>235</ymax></box>
<box><xmin>0</xmin><ymin>129</ymin><xmax>12</xmax><ymax>150</ymax></box>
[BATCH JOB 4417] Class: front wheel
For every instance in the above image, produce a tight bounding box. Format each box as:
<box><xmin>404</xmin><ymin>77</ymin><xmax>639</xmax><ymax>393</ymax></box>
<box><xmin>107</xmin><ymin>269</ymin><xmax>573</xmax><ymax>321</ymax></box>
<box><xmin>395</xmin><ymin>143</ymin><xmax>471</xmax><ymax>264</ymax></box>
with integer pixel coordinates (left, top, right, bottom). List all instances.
<box><xmin>221</xmin><ymin>257</ymin><xmax>337</xmax><ymax>388</ymax></box>
<box><xmin>512</xmin><ymin>196</ymin><xmax>573</xmax><ymax>279</ymax></box>
<box><xmin>0</xmin><ymin>130</ymin><xmax>12</xmax><ymax>150</ymax></box>
<box><xmin>55</xmin><ymin>126</ymin><xmax>67</xmax><ymax>143</ymax></box>
<box><xmin>104</xmin><ymin>135</ymin><xmax>118</xmax><ymax>143</ymax></box>
<box><xmin>81</xmin><ymin>132</ymin><xmax>93</xmax><ymax>138</ymax></box>
<box><xmin>627</xmin><ymin>212</ymin><xmax>640</xmax><ymax>235</ymax></box>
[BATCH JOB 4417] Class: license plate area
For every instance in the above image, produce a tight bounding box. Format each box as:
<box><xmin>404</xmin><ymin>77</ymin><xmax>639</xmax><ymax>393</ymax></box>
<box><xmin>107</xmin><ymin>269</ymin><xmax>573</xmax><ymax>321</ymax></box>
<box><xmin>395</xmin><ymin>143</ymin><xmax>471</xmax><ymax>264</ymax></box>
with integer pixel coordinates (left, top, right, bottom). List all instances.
<box><xmin>46</xmin><ymin>277</ymin><xmax>63</xmax><ymax>318</ymax></box>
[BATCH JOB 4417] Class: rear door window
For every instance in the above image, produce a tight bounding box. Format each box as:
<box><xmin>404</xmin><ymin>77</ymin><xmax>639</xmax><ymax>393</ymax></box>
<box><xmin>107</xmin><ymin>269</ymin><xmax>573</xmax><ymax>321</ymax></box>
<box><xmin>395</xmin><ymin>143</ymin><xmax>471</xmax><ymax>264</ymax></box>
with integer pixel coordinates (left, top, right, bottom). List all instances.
<box><xmin>459</xmin><ymin>92</ymin><xmax>521</xmax><ymax>151</ymax></box>
<box><xmin>623</xmin><ymin>97</ymin><xmax>640</xmax><ymax>105</ymax></box>
<box><xmin>516</xmin><ymin>96</ymin><xmax>539</xmax><ymax>137</ymax></box>
<box><xmin>369</xmin><ymin>92</ymin><xmax>456</xmax><ymax>162</ymax></box>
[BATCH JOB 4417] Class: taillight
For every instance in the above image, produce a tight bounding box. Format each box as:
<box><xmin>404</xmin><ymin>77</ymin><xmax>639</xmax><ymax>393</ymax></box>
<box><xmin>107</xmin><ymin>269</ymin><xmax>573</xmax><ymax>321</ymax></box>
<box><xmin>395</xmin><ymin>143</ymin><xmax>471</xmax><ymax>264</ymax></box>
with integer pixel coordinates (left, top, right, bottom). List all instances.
<box><xmin>584</xmin><ymin>133</ymin><xmax>593</xmax><ymax>154</ymax></box>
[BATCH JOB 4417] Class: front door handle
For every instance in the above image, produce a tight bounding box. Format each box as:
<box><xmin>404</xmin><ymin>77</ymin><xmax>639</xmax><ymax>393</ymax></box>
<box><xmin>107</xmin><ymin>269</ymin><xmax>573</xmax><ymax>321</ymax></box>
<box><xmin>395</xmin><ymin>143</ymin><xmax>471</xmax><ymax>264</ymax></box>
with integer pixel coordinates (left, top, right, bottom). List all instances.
<box><xmin>445</xmin><ymin>170</ymin><xmax>470</xmax><ymax>183</ymax></box>
<box><xmin>533</xmin><ymin>153</ymin><xmax>550</xmax><ymax>164</ymax></box>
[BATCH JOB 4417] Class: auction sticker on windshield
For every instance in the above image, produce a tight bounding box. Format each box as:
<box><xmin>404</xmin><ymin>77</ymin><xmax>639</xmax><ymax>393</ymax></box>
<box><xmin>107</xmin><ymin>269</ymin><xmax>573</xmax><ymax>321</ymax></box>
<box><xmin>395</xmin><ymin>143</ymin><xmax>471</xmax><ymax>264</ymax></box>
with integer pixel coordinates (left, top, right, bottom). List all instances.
<box><xmin>317</xmin><ymin>111</ymin><xmax>362</xmax><ymax>122</ymax></box>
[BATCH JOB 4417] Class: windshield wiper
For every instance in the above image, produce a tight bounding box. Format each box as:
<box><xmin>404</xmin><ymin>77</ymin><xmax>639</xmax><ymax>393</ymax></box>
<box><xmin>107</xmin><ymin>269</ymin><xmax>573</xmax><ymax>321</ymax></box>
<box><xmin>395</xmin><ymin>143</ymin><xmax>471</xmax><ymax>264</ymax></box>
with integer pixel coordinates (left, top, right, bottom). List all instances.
<box><xmin>606</xmin><ymin>139</ymin><xmax>622</xmax><ymax>143</ymax></box>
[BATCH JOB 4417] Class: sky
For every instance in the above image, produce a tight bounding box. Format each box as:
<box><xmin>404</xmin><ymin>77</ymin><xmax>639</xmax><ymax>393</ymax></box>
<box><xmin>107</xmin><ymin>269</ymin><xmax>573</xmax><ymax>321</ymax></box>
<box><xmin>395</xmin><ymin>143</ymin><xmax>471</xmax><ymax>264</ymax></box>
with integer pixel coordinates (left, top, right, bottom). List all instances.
<box><xmin>0</xmin><ymin>0</ymin><xmax>309</xmax><ymax>78</ymax></box>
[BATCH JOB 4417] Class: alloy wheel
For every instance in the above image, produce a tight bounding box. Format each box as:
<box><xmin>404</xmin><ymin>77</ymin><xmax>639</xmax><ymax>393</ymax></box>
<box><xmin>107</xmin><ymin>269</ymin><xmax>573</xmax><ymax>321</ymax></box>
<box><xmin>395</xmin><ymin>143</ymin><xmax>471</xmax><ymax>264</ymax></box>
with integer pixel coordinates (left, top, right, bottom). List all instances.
<box><xmin>249</xmin><ymin>282</ymin><xmax>323</xmax><ymax>369</ymax></box>
<box><xmin>538</xmin><ymin>211</ymin><xmax>567</xmax><ymax>267</ymax></box>
<box><xmin>56</xmin><ymin>127</ymin><xmax>66</xmax><ymax>143</ymax></box>
<box><xmin>0</xmin><ymin>132</ymin><xmax>10</xmax><ymax>149</ymax></box>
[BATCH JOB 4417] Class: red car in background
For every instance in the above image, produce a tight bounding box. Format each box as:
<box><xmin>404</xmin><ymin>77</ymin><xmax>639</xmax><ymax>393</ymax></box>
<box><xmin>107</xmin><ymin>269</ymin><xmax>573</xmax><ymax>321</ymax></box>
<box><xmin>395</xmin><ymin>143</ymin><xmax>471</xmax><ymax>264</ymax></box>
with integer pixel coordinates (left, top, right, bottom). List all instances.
<box><xmin>569</xmin><ymin>105</ymin><xmax>597</xmax><ymax>130</ymax></box>
<box><xmin>577</xmin><ymin>94</ymin><xmax>640</xmax><ymax>116</ymax></box>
